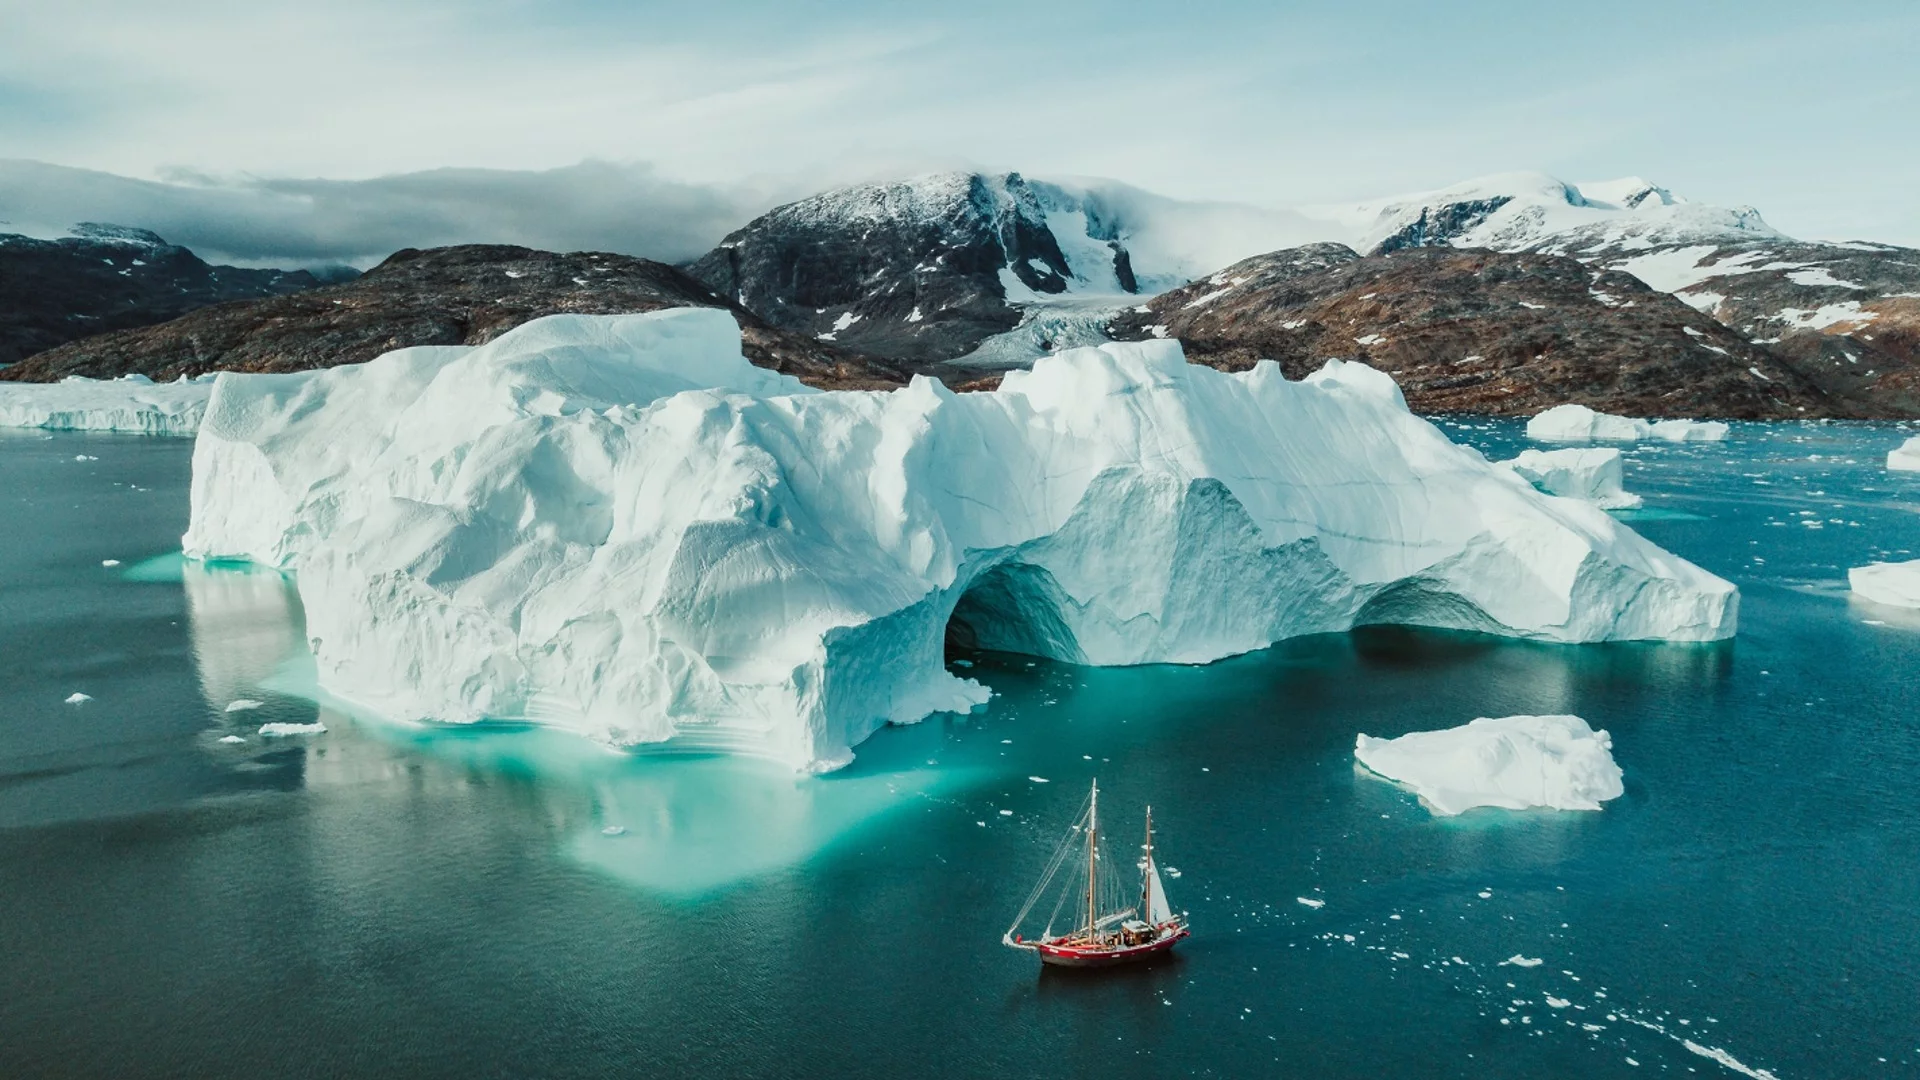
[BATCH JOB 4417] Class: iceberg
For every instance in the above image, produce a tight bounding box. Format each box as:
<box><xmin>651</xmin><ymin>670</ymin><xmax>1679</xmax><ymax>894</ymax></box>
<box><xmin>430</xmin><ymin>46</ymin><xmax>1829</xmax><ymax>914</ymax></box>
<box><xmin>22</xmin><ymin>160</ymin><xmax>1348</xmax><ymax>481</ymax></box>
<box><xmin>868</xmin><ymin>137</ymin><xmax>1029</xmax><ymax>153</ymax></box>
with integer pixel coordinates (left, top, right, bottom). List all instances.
<box><xmin>1849</xmin><ymin>560</ymin><xmax>1920</xmax><ymax>609</ymax></box>
<box><xmin>1526</xmin><ymin>404</ymin><xmax>1727</xmax><ymax>443</ymax></box>
<box><xmin>181</xmin><ymin>309</ymin><xmax>1737</xmax><ymax>771</ymax></box>
<box><xmin>1500</xmin><ymin>448</ymin><xmax>1643</xmax><ymax>510</ymax></box>
<box><xmin>1890</xmin><ymin>435</ymin><xmax>1920</xmax><ymax>472</ymax></box>
<box><xmin>1354</xmin><ymin>714</ymin><xmax>1625</xmax><ymax>816</ymax></box>
<box><xmin>0</xmin><ymin>373</ymin><xmax>213</xmax><ymax>435</ymax></box>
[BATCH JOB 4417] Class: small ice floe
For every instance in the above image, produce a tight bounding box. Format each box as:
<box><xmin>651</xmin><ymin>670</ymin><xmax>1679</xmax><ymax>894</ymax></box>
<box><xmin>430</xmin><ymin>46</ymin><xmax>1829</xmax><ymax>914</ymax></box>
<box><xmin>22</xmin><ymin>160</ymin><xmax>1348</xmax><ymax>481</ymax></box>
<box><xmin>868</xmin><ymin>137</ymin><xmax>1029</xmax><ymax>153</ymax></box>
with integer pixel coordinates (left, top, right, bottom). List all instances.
<box><xmin>1354</xmin><ymin>714</ymin><xmax>1624</xmax><ymax>815</ymax></box>
<box><xmin>952</xmin><ymin>659</ymin><xmax>973</xmax><ymax>668</ymax></box>
<box><xmin>998</xmin><ymin>809</ymin><xmax>1013</xmax><ymax>816</ymax></box>
<box><xmin>217</xmin><ymin>735</ymin><xmax>246</xmax><ymax>744</ymax></box>
<box><xmin>1683</xmin><ymin>1040</ymin><xmax>1782</xmax><ymax>1080</ymax></box>
<box><xmin>1477</xmin><ymin>890</ymin><xmax>1494</xmax><ymax>899</ymax></box>
<box><xmin>258</xmin><ymin>721</ymin><xmax>326</xmax><ymax>737</ymax></box>
<box><xmin>1849</xmin><ymin>559</ymin><xmax>1920</xmax><ymax>609</ymax></box>
<box><xmin>600</xmin><ymin>825</ymin><xmax>627</xmax><ymax>837</ymax></box>
<box><xmin>1545</xmin><ymin>995</ymin><xmax>1571</xmax><ymax>1008</ymax></box>
<box><xmin>1502</xmin><ymin>955</ymin><xmax>1545</xmax><ymax>968</ymax></box>
<box><xmin>1164</xmin><ymin>866</ymin><xmax>1181</xmax><ymax>878</ymax></box>
<box><xmin>73</xmin><ymin>454</ymin><xmax>99</xmax><ymax>461</ymax></box>
<box><xmin>1027</xmin><ymin>776</ymin><xmax>1049</xmax><ymax>783</ymax></box>
<box><xmin>1888</xmin><ymin>435</ymin><xmax>1920</xmax><ymax>472</ymax></box>
<box><xmin>224</xmin><ymin>699</ymin><xmax>266</xmax><ymax>712</ymax></box>
<box><xmin>1296</xmin><ymin>897</ymin><xmax>1325</xmax><ymax>909</ymax></box>
<box><xmin>101</xmin><ymin>559</ymin><xmax>121</xmax><ymax>567</ymax></box>
<box><xmin>64</xmin><ymin>692</ymin><xmax>92</xmax><ymax>704</ymax></box>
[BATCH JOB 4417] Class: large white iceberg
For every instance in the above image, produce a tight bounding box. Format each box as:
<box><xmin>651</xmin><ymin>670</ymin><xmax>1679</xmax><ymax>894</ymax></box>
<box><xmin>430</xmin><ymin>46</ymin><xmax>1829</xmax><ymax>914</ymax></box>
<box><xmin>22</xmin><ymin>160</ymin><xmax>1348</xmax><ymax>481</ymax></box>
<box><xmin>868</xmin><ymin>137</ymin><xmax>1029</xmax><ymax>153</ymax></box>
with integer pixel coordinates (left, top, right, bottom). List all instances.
<box><xmin>1889</xmin><ymin>436</ymin><xmax>1920</xmax><ymax>472</ymax></box>
<box><xmin>1849</xmin><ymin>560</ymin><xmax>1920</xmax><ymax>609</ymax></box>
<box><xmin>1526</xmin><ymin>404</ymin><xmax>1727</xmax><ymax>444</ymax></box>
<box><xmin>0</xmin><ymin>373</ymin><xmax>213</xmax><ymax>435</ymax></box>
<box><xmin>181</xmin><ymin>309</ymin><xmax>1737</xmax><ymax>771</ymax></box>
<box><xmin>1354</xmin><ymin>714</ymin><xmax>1625</xmax><ymax>816</ymax></box>
<box><xmin>1500</xmin><ymin>448</ymin><xmax>1643</xmax><ymax>510</ymax></box>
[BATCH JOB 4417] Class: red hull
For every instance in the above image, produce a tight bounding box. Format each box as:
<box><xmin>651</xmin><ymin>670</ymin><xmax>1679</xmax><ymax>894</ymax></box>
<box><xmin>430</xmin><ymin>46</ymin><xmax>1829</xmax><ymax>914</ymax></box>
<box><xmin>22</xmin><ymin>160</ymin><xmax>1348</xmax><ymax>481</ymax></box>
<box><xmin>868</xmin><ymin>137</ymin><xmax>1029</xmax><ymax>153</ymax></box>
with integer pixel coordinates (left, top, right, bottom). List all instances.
<box><xmin>1034</xmin><ymin>926</ymin><xmax>1189</xmax><ymax>968</ymax></box>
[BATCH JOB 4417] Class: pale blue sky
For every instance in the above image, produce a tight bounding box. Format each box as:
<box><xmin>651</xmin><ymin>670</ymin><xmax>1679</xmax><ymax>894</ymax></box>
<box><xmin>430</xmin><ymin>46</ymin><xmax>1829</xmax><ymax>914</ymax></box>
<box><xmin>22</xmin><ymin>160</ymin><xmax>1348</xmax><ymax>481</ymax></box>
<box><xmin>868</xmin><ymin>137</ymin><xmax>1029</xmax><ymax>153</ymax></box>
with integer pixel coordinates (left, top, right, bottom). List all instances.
<box><xmin>2</xmin><ymin>0</ymin><xmax>1915</xmax><ymax>254</ymax></box>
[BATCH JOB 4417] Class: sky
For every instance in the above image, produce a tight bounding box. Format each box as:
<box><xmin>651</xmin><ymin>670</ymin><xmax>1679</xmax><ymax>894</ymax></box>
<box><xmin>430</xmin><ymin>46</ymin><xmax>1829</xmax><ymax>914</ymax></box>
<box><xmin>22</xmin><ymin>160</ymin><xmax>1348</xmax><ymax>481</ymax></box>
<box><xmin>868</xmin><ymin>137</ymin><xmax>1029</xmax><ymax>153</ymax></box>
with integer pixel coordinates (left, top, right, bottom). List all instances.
<box><xmin>2</xmin><ymin>0</ymin><xmax>1916</xmax><ymax>265</ymax></box>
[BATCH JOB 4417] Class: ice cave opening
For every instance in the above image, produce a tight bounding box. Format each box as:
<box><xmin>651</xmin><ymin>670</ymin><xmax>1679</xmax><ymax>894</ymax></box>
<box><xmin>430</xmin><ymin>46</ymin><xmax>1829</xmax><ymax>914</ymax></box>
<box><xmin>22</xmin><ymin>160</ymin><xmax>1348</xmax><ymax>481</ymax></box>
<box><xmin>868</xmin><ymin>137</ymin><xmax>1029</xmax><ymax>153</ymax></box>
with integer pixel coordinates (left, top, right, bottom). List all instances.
<box><xmin>943</xmin><ymin>560</ymin><xmax>1088</xmax><ymax>664</ymax></box>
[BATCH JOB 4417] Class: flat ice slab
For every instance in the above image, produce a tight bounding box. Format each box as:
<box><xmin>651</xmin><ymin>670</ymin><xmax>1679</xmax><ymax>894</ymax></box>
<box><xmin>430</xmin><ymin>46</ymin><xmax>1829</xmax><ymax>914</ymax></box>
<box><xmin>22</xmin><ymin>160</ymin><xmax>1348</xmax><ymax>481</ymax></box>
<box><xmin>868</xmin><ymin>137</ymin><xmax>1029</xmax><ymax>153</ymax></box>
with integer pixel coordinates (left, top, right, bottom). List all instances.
<box><xmin>1849</xmin><ymin>560</ymin><xmax>1920</xmax><ymax>609</ymax></box>
<box><xmin>182</xmin><ymin>309</ymin><xmax>1737</xmax><ymax>771</ymax></box>
<box><xmin>1500</xmin><ymin>448</ymin><xmax>1643</xmax><ymax>510</ymax></box>
<box><xmin>0</xmin><ymin>374</ymin><xmax>213</xmax><ymax>435</ymax></box>
<box><xmin>1354</xmin><ymin>714</ymin><xmax>1625</xmax><ymax>816</ymax></box>
<box><xmin>1889</xmin><ymin>435</ymin><xmax>1920</xmax><ymax>472</ymax></box>
<box><xmin>1526</xmin><ymin>403</ymin><xmax>1726</xmax><ymax>443</ymax></box>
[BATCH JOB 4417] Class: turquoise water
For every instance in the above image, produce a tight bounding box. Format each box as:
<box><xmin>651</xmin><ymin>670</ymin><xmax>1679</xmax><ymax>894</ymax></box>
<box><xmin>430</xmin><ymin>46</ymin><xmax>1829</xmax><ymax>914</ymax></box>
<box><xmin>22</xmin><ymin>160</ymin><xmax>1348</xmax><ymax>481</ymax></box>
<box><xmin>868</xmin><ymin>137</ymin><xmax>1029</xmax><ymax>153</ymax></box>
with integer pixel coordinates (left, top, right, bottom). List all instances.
<box><xmin>2</xmin><ymin>422</ymin><xmax>1918</xmax><ymax>1078</ymax></box>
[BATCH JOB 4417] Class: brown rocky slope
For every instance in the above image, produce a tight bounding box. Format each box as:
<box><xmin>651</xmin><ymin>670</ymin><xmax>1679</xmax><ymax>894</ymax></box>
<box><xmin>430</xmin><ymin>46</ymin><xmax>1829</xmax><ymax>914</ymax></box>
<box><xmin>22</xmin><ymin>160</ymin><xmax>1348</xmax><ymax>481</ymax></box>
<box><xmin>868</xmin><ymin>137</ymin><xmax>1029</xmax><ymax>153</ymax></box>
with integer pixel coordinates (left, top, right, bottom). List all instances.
<box><xmin>1</xmin><ymin>245</ymin><xmax>906</xmax><ymax>391</ymax></box>
<box><xmin>1108</xmin><ymin>244</ymin><xmax>1845</xmax><ymax>418</ymax></box>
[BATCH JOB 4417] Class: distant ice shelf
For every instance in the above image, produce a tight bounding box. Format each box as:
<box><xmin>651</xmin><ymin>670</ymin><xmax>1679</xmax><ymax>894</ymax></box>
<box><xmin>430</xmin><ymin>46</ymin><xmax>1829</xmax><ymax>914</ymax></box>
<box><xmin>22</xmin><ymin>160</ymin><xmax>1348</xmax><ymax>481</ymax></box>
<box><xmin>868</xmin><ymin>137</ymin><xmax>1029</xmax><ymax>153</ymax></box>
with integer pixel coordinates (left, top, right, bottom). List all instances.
<box><xmin>1354</xmin><ymin>714</ymin><xmax>1625</xmax><ymax>816</ymax></box>
<box><xmin>1527</xmin><ymin>403</ymin><xmax>1728</xmax><ymax>444</ymax></box>
<box><xmin>181</xmin><ymin>309</ymin><xmax>1738</xmax><ymax>771</ymax></box>
<box><xmin>0</xmin><ymin>373</ymin><xmax>213</xmax><ymax>435</ymax></box>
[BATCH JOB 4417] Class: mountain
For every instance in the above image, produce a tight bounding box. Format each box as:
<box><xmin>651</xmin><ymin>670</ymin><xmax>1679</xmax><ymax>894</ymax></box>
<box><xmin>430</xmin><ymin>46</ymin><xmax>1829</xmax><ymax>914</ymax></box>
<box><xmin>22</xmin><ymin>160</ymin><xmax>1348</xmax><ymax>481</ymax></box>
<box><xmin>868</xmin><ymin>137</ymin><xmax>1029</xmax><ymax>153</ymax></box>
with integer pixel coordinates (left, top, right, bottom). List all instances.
<box><xmin>0</xmin><ymin>245</ymin><xmax>905</xmax><ymax>390</ymax></box>
<box><xmin>687</xmin><ymin>171</ymin><xmax>1326</xmax><ymax>366</ymax></box>
<box><xmin>0</xmin><ymin>223</ymin><xmax>339</xmax><ymax>367</ymax></box>
<box><xmin>1317</xmin><ymin>172</ymin><xmax>1920</xmax><ymax>414</ymax></box>
<box><xmin>1107</xmin><ymin>244</ymin><xmax>1836</xmax><ymax>418</ymax></box>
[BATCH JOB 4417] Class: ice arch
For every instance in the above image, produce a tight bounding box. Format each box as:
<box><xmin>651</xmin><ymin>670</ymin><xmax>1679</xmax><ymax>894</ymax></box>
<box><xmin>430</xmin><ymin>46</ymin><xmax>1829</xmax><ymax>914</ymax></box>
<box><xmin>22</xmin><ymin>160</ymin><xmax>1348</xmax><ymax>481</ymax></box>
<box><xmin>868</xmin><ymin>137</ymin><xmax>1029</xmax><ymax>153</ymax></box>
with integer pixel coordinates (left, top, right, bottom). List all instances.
<box><xmin>182</xmin><ymin>309</ymin><xmax>1737</xmax><ymax>771</ymax></box>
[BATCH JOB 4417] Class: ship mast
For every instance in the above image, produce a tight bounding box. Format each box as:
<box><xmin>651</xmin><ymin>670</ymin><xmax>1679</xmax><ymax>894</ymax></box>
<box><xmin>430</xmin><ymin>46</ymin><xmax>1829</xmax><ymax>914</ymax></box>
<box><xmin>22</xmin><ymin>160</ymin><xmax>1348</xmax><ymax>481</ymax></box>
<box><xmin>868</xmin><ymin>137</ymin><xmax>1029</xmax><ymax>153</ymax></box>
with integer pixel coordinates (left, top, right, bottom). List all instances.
<box><xmin>1086</xmin><ymin>780</ymin><xmax>1099</xmax><ymax>941</ymax></box>
<box><xmin>1142</xmin><ymin>805</ymin><xmax>1154</xmax><ymax>923</ymax></box>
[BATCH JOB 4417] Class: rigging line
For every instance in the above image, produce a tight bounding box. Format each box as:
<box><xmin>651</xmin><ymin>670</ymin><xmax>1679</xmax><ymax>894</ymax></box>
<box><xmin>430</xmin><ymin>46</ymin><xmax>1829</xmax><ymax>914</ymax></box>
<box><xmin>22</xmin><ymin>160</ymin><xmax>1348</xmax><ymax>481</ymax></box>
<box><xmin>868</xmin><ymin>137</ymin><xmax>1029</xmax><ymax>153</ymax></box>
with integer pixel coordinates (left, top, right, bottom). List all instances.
<box><xmin>1004</xmin><ymin>787</ymin><xmax>1095</xmax><ymax>934</ymax></box>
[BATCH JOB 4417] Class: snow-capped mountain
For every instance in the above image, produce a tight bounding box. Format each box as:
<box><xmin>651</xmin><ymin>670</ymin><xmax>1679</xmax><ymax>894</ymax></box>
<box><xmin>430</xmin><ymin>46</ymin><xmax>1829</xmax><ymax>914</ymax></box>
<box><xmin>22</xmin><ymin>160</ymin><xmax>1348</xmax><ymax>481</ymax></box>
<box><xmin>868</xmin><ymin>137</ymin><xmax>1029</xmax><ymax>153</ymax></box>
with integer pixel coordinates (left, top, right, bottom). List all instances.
<box><xmin>687</xmin><ymin>172</ymin><xmax>1325</xmax><ymax>365</ymax></box>
<box><xmin>1296</xmin><ymin>172</ymin><xmax>1920</xmax><ymax>414</ymax></box>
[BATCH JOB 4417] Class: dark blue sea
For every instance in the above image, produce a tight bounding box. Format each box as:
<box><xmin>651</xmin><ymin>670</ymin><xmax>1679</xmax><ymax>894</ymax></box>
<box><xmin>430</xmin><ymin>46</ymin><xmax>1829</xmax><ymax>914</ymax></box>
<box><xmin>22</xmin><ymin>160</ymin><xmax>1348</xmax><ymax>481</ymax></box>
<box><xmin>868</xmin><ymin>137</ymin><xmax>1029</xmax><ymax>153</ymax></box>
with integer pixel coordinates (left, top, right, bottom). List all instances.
<box><xmin>2</xmin><ymin>420</ymin><xmax>1917</xmax><ymax>1078</ymax></box>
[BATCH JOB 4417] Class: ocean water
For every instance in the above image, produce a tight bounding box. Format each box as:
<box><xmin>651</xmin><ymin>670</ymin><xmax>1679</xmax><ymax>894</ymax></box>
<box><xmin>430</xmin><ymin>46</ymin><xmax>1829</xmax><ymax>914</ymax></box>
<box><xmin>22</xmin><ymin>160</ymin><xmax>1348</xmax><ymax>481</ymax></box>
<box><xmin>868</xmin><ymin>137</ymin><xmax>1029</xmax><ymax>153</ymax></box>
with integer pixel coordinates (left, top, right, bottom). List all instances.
<box><xmin>2</xmin><ymin>421</ymin><xmax>1917</xmax><ymax>1079</ymax></box>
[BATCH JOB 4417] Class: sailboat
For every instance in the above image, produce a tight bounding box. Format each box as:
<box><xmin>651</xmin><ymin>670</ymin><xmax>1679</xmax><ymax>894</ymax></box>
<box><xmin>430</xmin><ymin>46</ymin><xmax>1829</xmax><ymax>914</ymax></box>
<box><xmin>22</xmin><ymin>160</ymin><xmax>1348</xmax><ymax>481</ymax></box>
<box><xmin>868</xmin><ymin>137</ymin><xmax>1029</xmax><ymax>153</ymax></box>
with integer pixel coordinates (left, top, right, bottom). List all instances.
<box><xmin>1002</xmin><ymin>779</ymin><xmax>1189</xmax><ymax>967</ymax></box>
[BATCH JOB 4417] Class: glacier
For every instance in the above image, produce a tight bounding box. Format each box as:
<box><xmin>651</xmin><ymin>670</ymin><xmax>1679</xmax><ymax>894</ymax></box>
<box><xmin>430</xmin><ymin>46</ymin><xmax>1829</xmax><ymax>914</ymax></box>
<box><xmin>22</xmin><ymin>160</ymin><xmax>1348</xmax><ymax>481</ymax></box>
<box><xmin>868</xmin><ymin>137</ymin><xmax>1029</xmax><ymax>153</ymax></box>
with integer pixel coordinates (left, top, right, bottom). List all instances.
<box><xmin>1889</xmin><ymin>435</ymin><xmax>1920</xmax><ymax>472</ymax></box>
<box><xmin>0</xmin><ymin>373</ymin><xmax>213</xmax><ymax>435</ymax></box>
<box><xmin>181</xmin><ymin>308</ymin><xmax>1737</xmax><ymax>771</ymax></box>
<box><xmin>1354</xmin><ymin>714</ymin><xmax>1625</xmax><ymax>816</ymax></box>
<box><xmin>1500</xmin><ymin>448</ymin><xmax>1643</xmax><ymax>510</ymax></box>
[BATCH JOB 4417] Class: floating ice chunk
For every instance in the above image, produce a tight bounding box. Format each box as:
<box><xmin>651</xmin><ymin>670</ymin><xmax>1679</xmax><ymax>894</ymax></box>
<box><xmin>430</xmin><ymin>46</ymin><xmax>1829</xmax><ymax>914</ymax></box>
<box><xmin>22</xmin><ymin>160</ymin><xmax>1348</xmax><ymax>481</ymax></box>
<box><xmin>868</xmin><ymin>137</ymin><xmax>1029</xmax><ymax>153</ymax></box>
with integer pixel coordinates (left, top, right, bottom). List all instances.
<box><xmin>0</xmin><ymin>374</ymin><xmax>213</xmax><ymax>435</ymax></box>
<box><xmin>1027</xmin><ymin>776</ymin><xmax>1049</xmax><ymax>783</ymax></box>
<box><xmin>1889</xmin><ymin>435</ymin><xmax>1920</xmax><ymax>472</ymax></box>
<box><xmin>1296</xmin><ymin>897</ymin><xmax>1325</xmax><ymax>909</ymax></box>
<box><xmin>64</xmin><ymin>692</ymin><xmax>92</xmax><ymax>704</ymax></box>
<box><xmin>1849</xmin><ymin>560</ymin><xmax>1920</xmax><ymax>609</ymax></box>
<box><xmin>998</xmin><ymin>809</ymin><xmax>1013</xmax><ymax>816</ymax></box>
<box><xmin>601</xmin><ymin>825</ymin><xmax>627</xmax><ymax>836</ymax></box>
<box><xmin>1649</xmin><ymin>418</ymin><xmax>1729</xmax><ymax>442</ymax></box>
<box><xmin>1682</xmin><ymin>1040</ymin><xmax>1782</xmax><ymax>1080</ymax></box>
<box><xmin>1526</xmin><ymin>404</ymin><xmax>1726</xmax><ymax>443</ymax></box>
<box><xmin>1527</xmin><ymin>404</ymin><xmax>1652</xmax><ymax>442</ymax></box>
<box><xmin>217</xmin><ymin>735</ymin><xmax>246</xmax><ymax>744</ymax></box>
<box><xmin>1546</xmin><ymin>995</ymin><xmax>1571</xmax><ymax>1008</ymax></box>
<box><xmin>183</xmin><ymin>309</ymin><xmax>1737</xmax><ymax>772</ymax></box>
<box><xmin>224</xmin><ymin>699</ymin><xmax>266</xmax><ymax>712</ymax></box>
<box><xmin>1503</xmin><ymin>955</ymin><xmax>1545</xmax><ymax>967</ymax></box>
<box><xmin>258</xmin><ymin>721</ymin><xmax>327</xmax><ymax>736</ymax></box>
<box><xmin>1355</xmin><ymin>715</ymin><xmax>1625</xmax><ymax>816</ymax></box>
<box><xmin>1501</xmin><ymin>448</ymin><xmax>1643</xmax><ymax>509</ymax></box>
<box><xmin>101</xmin><ymin>559</ymin><xmax>121</xmax><ymax>567</ymax></box>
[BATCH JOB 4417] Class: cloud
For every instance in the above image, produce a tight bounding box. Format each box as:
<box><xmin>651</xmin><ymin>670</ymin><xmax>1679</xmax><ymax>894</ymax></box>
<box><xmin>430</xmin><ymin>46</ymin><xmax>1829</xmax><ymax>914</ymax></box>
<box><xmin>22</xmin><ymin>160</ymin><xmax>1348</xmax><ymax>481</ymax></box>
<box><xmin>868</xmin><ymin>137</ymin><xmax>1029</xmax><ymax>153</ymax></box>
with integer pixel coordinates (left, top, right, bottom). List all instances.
<box><xmin>0</xmin><ymin>158</ymin><xmax>774</xmax><ymax>266</ymax></box>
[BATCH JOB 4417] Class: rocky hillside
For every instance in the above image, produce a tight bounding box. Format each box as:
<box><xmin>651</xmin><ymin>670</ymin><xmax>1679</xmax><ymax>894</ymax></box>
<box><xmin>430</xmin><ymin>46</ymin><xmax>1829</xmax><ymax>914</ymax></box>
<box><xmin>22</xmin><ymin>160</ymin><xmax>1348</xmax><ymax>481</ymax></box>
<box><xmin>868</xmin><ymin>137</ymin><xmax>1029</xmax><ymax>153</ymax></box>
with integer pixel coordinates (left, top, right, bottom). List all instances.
<box><xmin>688</xmin><ymin>172</ymin><xmax>1162</xmax><ymax>364</ymax></box>
<box><xmin>0</xmin><ymin>224</ymin><xmax>337</xmax><ymax>367</ymax></box>
<box><xmin>1317</xmin><ymin>173</ymin><xmax>1920</xmax><ymax>414</ymax></box>
<box><xmin>1109</xmin><ymin>244</ymin><xmax>1839</xmax><ymax>418</ymax></box>
<box><xmin>0</xmin><ymin>245</ymin><xmax>905</xmax><ymax>391</ymax></box>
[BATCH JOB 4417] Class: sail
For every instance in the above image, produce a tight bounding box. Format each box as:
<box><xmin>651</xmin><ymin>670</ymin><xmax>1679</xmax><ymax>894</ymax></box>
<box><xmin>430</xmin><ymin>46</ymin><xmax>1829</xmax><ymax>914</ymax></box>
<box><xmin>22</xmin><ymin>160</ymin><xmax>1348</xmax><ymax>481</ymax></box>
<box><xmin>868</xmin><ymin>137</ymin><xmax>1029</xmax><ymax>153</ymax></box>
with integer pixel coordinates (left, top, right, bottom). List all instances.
<box><xmin>1144</xmin><ymin>857</ymin><xmax>1173</xmax><ymax>924</ymax></box>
